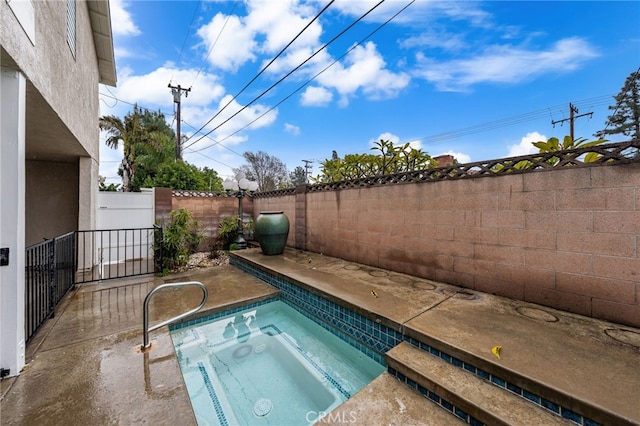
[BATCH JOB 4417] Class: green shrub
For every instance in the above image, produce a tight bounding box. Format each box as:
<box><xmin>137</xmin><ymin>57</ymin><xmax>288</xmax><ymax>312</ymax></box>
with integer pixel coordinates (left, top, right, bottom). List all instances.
<box><xmin>217</xmin><ymin>216</ymin><xmax>240</xmax><ymax>250</ymax></box>
<box><xmin>216</xmin><ymin>216</ymin><xmax>255</xmax><ymax>250</ymax></box>
<box><xmin>156</xmin><ymin>208</ymin><xmax>203</xmax><ymax>271</ymax></box>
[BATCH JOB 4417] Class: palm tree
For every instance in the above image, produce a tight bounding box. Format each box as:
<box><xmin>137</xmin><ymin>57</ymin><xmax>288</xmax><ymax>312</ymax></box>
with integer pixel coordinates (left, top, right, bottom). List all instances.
<box><xmin>99</xmin><ymin>105</ymin><xmax>163</xmax><ymax>191</ymax></box>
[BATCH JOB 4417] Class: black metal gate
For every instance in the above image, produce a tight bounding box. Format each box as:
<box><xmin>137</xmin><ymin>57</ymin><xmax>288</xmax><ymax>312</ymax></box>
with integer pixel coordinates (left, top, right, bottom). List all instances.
<box><xmin>25</xmin><ymin>232</ymin><xmax>76</xmax><ymax>343</ymax></box>
<box><xmin>24</xmin><ymin>227</ymin><xmax>161</xmax><ymax>343</ymax></box>
<box><xmin>75</xmin><ymin>227</ymin><xmax>159</xmax><ymax>284</ymax></box>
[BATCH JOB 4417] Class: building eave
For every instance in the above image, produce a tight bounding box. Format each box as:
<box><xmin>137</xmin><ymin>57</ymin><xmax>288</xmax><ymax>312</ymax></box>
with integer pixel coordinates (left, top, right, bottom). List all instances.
<box><xmin>87</xmin><ymin>0</ymin><xmax>117</xmax><ymax>87</ymax></box>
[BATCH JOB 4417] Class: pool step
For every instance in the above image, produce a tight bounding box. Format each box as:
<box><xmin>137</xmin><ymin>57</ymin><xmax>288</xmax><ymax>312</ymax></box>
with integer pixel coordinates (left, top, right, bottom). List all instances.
<box><xmin>319</xmin><ymin>373</ymin><xmax>467</xmax><ymax>425</ymax></box>
<box><xmin>386</xmin><ymin>342</ymin><xmax>573</xmax><ymax>426</ymax></box>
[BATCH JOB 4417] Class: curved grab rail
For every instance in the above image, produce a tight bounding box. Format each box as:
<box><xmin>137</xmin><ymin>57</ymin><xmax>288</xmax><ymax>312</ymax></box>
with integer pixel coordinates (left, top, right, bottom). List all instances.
<box><xmin>142</xmin><ymin>281</ymin><xmax>208</xmax><ymax>349</ymax></box>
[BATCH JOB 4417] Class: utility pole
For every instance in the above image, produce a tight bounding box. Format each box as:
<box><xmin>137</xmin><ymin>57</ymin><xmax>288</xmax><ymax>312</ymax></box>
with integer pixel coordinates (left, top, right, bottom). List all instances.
<box><xmin>551</xmin><ymin>103</ymin><xmax>593</xmax><ymax>140</ymax></box>
<box><xmin>302</xmin><ymin>160</ymin><xmax>313</xmax><ymax>183</ymax></box>
<box><xmin>168</xmin><ymin>83</ymin><xmax>191</xmax><ymax>160</ymax></box>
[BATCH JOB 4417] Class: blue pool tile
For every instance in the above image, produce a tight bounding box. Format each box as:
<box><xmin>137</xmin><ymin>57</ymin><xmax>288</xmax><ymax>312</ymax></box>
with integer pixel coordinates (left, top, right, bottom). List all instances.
<box><xmin>522</xmin><ymin>389</ymin><xmax>540</xmax><ymax>404</ymax></box>
<box><xmin>561</xmin><ymin>407</ymin><xmax>583</xmax><ymax>423</ymax></box>
<box><xmin>490</xmin><ymin>375</ymin><xmax>506</xmax><ymax>388</ymax></box>
<box><xmin>506</xmin><ymin>382</ymin><xmax>522</xmax><ymax>395</ymax></box>
<box><xmin>452</xmin><ymin>357</ymin><xmax>463</xmax><ymax>368</ymax></box>
<box><xmin>441</xmin><ymin>399</ymin><xmax>454</xmax><ymax>412</ymax></box>
<box><xmin>470</xmin><ymin>417</ymin><xmax>484</xmax><ymax>426</ymax></box>
<box><xmin>454</xmin><ymin>407</ymin><xmax>469</xmax><ymax>422</ymax></box>
<box><xmin>583</xmin><ymin>418</ymin><xmax>600</xmax><ymax>426</ymax></box>
<box><xmin>541</xmin><ymin>398</ymin><xmax>561</xmax><ymax>414</ymax></box>
<box><xmin>427</xmin><ymin>391</ymin><xmax>440</xmax><ymax>403</ymax></box>
<box><xmin>476</xmin><ymin>368</ymin><xmax>490</xmax><ymax>380</ymax></box>
<box><xmin>463</xmin><ymin>363</ymin><xmax>476</xmax><ymax>373</ymax></box>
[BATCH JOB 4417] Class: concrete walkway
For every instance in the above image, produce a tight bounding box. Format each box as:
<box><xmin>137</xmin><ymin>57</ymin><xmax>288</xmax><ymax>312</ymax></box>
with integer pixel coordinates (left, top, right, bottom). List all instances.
<box><xmin>1</xmin><ymin>248</ymin><xmax>639</xmax><ymax>425</ymax></box>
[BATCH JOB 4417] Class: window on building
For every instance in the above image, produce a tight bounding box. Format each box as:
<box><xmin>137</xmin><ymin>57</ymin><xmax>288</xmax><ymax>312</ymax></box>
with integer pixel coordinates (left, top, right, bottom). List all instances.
<box><xmin>66</xmin><ymin>0</ymin><xmax>76</xmax><ymax>57</ymax></box>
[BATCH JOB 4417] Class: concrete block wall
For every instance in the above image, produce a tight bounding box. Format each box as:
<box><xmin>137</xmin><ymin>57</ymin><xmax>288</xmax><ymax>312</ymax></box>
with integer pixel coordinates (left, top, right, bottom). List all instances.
<box><xmin>252</xmin><ymin>196</ymin><xmax>297</xmax><ymax>247</ymax></box>
<box><xmin>254</xmin><ymin>163</ymin><xmax>640</xmax><ymax>328</ymax></box>
<box><xmin>154</xmin><ymin>189</ymin><xmax>254</xmax><ymax>251</ymax></box>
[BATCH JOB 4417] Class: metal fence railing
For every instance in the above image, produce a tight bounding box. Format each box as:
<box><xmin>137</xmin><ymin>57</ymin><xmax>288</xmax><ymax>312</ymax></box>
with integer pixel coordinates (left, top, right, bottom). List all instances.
<box><xmin>24</xmin><ymin>227</ymin><xmax>161</xmax><ymax>343</ymax></box>
<box><xmin>25</xmin><ymin>232</ymin><xmax>76</xmax><ymax>343</ymax></box>
<box><xmin>75</xmin><ymin>227</ymin><xmax>159</xmax><ymax>284</ymax></box>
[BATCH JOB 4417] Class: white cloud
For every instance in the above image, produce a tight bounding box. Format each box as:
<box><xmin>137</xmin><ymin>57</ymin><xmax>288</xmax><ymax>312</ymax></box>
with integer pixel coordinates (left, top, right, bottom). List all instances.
<box><xmin>400</xmin><ymin>30</ymin><xmax>466</xmax><ymax>51</ymax></box>
<box><xmin>371</xmin><ymin>132</ymin><xmax>400</xmax><ymax>145</ymax></box>
<box><xmin>197</xmin><ymin>13</ymin><xmax>257</xmax><ymax>72</ymax></box>
<box><xmin>195</xmin><ymin>2</ymin><xmax>410</xmax><ymax>105</ymax></box>
<box><xmin>300</xmin><ymin>86</ymin><xmax>333</xmax><ymax>106</ymax></box>
<box><xmin>507</xmin><ymin>132</ymin><xmax>546</xmax><ymax>157</ymax></box>
<box><xmin>196</xmin><ymin>0</ymin><xmax>323</xmax><ymax>73</ymax></box>
<box><xmin>415</xmin><ymin>37</ymin><xmax>599</xmax><ymax>92</ymax></box>
<box><xmin>317</xmin><ymin>42</ymin><xmax>410</xmax><ymax>103</ymax></box>
<box><xmin>369</xmin><ymin>134</ymin><xmax>423</xmax><ymax>152</ymax></box>
<box><xmin>109</xmin><ymin>0</ymin><xmax>140</xmax><ymax>36</ymax></box>
<box><xmin>181</xmin><ymin>94</ymin><xmax>278</xmax><ymax>153</ymax></box>
<box><xmin>436</xmin><ymin>150</ymin><xmax>471</xmax><ymax>164</ymax></box>
<box><xmin>284</xmin><ymin>123</ymin><xmax>301</xmax><ymax>136</ymax></box>
<box><xmin>332</xmin><ymin>0</ymin><xmax>490</xmax><ymax>26</ymax></box>
<box><xmin>107</xmin><ymin>65</ymin><xmax>224</xmax><ymax>110</ymax></box>
<box><xmin>246</xmin><ymin>0</ymin><xmax>321</xmax><ymax>54</ymax></box>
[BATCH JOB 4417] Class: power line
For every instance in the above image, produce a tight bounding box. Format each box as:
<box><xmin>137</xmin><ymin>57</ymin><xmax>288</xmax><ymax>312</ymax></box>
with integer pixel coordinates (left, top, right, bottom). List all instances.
<box><xmin>189</xmin><ymin>0</ymin><xmax>241</xmax><ymax>89</ymax></box>
<box><xmin>551</xmin><ymin>103</ymin><xmax>593</xmax><ymax>140</ymax></box>
<box><xmin>181</xmin><ymin>120</ymin><xmax>244</xmax><ymax>158</ymax></box>
<box><xmin>186</xmin><ymin>0</ymin><xmax>416</xmax><ymax>155</ymax></box>
<box><xmin>413</xmin><ymin>95</ymin><xmax>612</xmax><ymax>145</ymax></box>
<box><xmin>183</xmin><ymin>0</ymin><xmax>337</xmax><ymax>148</ymax></box>
<box><xmin>188</xmin><ymin>150</ymin><xmax>237</xmax><ymax>175</ymax></box>
<box><xmin>183</xmin><ymin>0</ymin><xmax>387</xmax><ymax>152</ymax></box>
<box><xmin>169</xmin><ymin>0</ymin><xmax>202</xmax><ymax>85</ymax></box>
<box><xmin>99</xmin><ymin>92</ymin><xmax>173</xmax><ymax>117</ymax></box>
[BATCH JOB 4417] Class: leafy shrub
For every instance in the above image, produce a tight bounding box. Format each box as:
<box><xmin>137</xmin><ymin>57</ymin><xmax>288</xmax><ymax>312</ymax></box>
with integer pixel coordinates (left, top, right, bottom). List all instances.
<box><xmin>217</xmin><ymin>216</ymin><xmax>240</xmax><ymax>250</ymax></box>
<box><xmin>216</xmin><ymin>216</ymin><xmax>255</xmax><ymax>250</ymax></box>
<box><xmin>156</xmin><ymin>208</ymin><xmax>203</xmax><ymax>271</ymax></box>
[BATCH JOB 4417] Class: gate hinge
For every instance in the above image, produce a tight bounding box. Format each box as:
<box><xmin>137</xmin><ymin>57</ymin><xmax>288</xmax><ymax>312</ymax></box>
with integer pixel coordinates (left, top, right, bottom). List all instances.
<box><xmin>0</xmin><ymin>368</ymin><xmax>10</xmax><ymax>378</ymax></box>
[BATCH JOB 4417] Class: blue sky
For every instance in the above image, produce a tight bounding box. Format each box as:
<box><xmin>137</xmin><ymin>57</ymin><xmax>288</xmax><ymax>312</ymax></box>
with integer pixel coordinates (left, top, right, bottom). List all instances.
<box><xmin>99</xmin><ymin>0</ymin><xmax>640</xmax><ymax>185</ymax></box>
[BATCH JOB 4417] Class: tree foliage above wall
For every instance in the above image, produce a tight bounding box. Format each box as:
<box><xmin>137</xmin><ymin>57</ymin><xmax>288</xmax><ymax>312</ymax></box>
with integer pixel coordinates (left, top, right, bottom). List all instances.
<box><xmin>595</xmin><ymin>69</ymin><xmax>640</xmax><ymax>141</ymax></box>
<box><xmin>314</xmin><ymin>139</ymin><xmax>437</xmax><ymax>183</ymax></box>
<box><xmin>234</xmin><ymin>151</ymin><xmax>290</xmax><ymax>192</ymax></box>
<box><xmin>99</xmin><ymin>106</ymin><xmax>223</xmax><ymax>192</ymax></box>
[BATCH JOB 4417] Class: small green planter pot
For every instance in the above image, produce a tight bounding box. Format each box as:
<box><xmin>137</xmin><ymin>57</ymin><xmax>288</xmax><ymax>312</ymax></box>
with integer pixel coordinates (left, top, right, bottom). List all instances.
<box><xmin>255</xmin><ymin>211</ymin><xmax>290</xmax><ymax>255</ymax></box>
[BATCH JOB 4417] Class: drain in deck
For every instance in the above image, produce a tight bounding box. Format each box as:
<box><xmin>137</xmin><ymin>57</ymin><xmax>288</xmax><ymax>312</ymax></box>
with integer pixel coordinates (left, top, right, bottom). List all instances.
<box><xmin>605</xmin><ymin>328</ymin><xmax>640</xmax><ymax>348</ymax></box>
<box><xmin>515</xmin><ymin>306</ymin><xmax>559</xmax><ymax>322</ymax></box>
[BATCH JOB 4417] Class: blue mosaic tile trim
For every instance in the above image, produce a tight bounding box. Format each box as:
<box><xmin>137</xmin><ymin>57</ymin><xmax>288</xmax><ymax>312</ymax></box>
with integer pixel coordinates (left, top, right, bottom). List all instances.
<box><xmin>232</xmin><ymin>258</ymin><xmax>402</xmax><ymax>364</ymax></box>
<box><xmin>170</xmin><ymin>297</ymin><xmax>278</xmax><ymax>331</ymax></box>
<box><xmin>197</xmin><ymin>362</ymin><xmax>229</xmax><ymax>426</ymax></box>
<box><xmin>405</xmin><ymin>339</ymin><xmax>600</xmax><ymax>426</ymax></box>
<box><xmin>388</xmin><ymin>367</ymin><xmax>483</xmax><ymax>426</ymax></box>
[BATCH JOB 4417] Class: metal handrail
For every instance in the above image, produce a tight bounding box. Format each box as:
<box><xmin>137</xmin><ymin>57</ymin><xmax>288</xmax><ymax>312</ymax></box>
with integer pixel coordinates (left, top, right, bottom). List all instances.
<box><xmin>142</xmin><ymin>281</ymin><xmax>208</xmax><ymax>349</ymax></box>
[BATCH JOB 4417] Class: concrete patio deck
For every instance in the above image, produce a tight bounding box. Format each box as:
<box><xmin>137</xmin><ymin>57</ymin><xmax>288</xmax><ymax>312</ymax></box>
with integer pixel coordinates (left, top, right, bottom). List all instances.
<box><xmin>1</xmin><ymin>248</ymin><xmax>638</xmax><ymax>425</ymax></box>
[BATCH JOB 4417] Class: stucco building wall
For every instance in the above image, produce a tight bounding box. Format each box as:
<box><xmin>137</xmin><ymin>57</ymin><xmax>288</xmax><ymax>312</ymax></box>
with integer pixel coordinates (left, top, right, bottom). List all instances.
<box><xmin>1</xmin><ymin>0</ymin><xmax>115</xmax><ymax>377</ymax></box>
